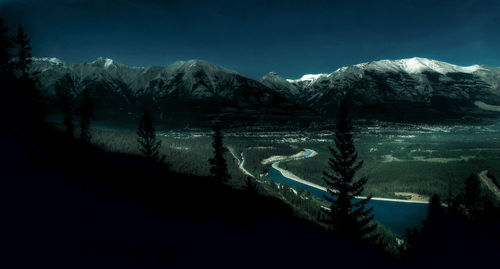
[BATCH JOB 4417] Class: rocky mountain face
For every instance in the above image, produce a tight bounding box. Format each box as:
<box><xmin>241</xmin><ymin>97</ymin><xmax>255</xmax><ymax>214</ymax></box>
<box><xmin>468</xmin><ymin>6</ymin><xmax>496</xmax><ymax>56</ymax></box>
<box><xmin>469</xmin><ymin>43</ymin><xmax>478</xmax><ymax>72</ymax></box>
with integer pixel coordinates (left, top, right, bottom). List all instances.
<box><xmin>261</xmin><ymin>57</ymin><xmax>500</xmax><ymax>121</ymax></box>
<box><xmin>32</xmin><ymin>57</ymin><xmax>301</xmax><ymax>127</ymax></box>
<box><xmin>33</xmin><ymin>57</ymin><xmax>500</xmax><ymax>126</ymax></box>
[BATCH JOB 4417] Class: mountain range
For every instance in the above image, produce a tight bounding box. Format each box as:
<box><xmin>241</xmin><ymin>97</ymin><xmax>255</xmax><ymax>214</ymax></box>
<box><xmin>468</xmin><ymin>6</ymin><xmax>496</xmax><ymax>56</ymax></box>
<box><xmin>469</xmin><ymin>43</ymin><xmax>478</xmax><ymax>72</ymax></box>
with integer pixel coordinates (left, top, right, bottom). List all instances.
<box><xmin>32</xmin><ymin>57</ymin><xmax>500</xmax><ymax>126</ymax></box>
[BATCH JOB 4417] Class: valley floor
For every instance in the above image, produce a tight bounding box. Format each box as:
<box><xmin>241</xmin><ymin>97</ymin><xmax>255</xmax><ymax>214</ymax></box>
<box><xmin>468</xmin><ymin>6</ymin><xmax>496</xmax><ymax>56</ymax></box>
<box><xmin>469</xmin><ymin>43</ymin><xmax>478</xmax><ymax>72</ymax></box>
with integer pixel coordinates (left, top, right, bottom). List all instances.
<box><xmin>88</xmin><ymin>121</ymin><xmax>500</xmax><ymax>200</ymax></box>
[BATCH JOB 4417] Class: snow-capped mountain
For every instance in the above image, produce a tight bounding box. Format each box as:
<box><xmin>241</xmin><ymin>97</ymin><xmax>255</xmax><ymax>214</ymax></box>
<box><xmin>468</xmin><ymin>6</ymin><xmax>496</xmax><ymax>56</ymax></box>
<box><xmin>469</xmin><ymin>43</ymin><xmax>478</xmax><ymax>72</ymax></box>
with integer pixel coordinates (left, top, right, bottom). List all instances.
<box><xmin>263</xmin><ymin>57</ymin><xmax>500</xmax><ymax>120</ymax></box>
<box><xmin>259</xmin><ymin>72</ymin><xmax>301</xmax><ymax>98</ymax></box>
<box><xmin>33</xmin><ymin>56</ymin><xmax>500</xmax><ymax>125</ymax></box>
<box><xmin>354</xmin><ymin>57</ymin><xmax>484</xmax><ymax>75</ymax></box>
<box><xmin>286</xmin><ymin>74</ymin><xmax>328</xmax><ymax>83</ymax></box>
<box><xmin>32</xmin><ymin>57</ymin><xmax>299</xmax><ymax>126</ymax></box>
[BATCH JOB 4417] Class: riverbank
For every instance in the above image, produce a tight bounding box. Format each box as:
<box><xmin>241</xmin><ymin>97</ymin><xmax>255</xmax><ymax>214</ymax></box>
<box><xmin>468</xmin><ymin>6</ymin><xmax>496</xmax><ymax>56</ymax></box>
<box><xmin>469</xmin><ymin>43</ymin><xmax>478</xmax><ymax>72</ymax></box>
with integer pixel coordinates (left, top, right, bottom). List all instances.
<box><xmin>261</xmin><ymin>149</ymin><xmax>318</xmax><ymax>165</ymax></box>
<box><xmin>267</xmin><ymin>149</ymin><xmax>429</xmax><ymax>204</ymax></box>
<box><xmin>272</xmin><ymin>161</ymin><xmax>325</xmax><ymax>191</ymax></box>
<box><xmin>478</xmin><ymin>170</ymin><xmax>500</xmax><ymax>199</ymax></box>
<box><xmin>228</xmin><ymin>146</ymin><xmax>255</xmax><ymax>178</ymax></box>
<box><xmin>394</xmin><ymin>192</ymin><xmax>430</xmax><ymax>202</ymax></box>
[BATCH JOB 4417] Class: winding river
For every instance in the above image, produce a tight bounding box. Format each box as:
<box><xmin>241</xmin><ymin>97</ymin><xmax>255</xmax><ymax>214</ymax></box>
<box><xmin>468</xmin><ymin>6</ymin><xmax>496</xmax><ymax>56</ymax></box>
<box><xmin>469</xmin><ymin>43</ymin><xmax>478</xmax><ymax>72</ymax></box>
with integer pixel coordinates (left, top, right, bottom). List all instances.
<box><xmin>266</xmin><ymin>149</ymin><xmax>428</xmax><ymax>235</ymax></box>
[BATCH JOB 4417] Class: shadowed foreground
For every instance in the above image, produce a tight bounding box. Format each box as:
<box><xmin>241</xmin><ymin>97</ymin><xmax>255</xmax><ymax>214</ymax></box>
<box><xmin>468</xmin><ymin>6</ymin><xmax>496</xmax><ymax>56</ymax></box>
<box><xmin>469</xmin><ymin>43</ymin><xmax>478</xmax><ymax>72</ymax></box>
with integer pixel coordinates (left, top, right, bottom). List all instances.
<box><xmin>2</xmin><ymin>126</ymin><xmax>391</xmax><ymax>268</ymax></box>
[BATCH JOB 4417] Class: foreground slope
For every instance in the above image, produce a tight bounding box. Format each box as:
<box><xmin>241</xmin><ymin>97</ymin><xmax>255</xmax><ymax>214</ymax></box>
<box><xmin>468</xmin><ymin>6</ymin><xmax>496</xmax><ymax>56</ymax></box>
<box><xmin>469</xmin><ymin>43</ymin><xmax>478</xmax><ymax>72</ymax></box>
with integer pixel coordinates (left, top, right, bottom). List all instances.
<box><xmin>2</xmin><ymin>124</ymin><xmax>391</xmax><ymax>267</ymax></box>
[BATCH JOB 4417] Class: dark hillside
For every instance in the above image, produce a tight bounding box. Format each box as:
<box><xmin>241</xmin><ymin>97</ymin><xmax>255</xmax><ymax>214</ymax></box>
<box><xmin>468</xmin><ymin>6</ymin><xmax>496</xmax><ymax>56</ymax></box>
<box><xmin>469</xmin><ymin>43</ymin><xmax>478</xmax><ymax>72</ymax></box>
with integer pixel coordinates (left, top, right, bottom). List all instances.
<box><xmin>1</xmin><ymin>125</ymin><xmax>391</xmax><ymax>268</ymax></box>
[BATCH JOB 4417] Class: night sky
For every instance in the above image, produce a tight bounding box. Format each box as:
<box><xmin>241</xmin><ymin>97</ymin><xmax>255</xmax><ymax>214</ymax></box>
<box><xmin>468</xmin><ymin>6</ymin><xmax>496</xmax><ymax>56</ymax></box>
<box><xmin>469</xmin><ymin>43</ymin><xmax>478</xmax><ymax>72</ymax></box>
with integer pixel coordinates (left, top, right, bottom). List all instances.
<box><xmin>0</xmin><ymin>0</ymin><xmax>499</xmax><ymax>78</ymax></box>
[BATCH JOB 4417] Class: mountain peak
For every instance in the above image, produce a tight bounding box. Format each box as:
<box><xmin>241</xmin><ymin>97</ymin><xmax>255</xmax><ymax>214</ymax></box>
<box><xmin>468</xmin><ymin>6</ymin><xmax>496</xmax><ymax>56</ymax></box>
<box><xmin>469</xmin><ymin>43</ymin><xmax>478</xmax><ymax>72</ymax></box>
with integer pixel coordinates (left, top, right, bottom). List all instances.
<box><xmin>167</xmin><ymin>59</ymin><xmax>238</xmax><ymax>76</ymax></box>
<box><xmin>262</xmin><ymin>72</ymin><xmax>284</xmax><ymax>79</ymax></box>
<box><xmin>32</xmin><ymin>57</ymin><xmax>64</xmax><ymax>65</ymax></box>
<box><xmin>396</xmin><ymin>57</ymin><xmax>483</xmax><ymax>74</ymax></box>
<box><xmin>286</xmin><ymin>73</ymin><xmax>327</xmax><ymax>83</ymax></box>
<box><xmin>353</xmin><ymin>57</ymin><xmax>484</xmax><ymax>75</ymax></box>
<box><xmin>91</xmin><ymin>57</ymin><xmax>115</xmax><ymax>68</ymax></box>
<box><xmin>260</xmin><ymin>72</ymin><xmax>291</xmax><ymax>85</ymax></box>
<box><xmin>172</xmin><ymin>59</ymin><xmax>215</xmax><ymax>68</ymax></box>
<box><xmin>29</xmin><ymin>55</ymin><xmax>500</xmax><ymax>123</ymax></box>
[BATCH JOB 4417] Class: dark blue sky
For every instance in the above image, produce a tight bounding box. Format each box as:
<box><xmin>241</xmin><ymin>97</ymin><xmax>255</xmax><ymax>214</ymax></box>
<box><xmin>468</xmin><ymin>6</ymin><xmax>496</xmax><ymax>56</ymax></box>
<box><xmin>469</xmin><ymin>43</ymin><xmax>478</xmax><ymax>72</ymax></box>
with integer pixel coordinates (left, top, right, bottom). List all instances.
<box><xmin>1</xmin><ymin>0</ymin><xmax>499</xmax><ymax>78</ymax></box>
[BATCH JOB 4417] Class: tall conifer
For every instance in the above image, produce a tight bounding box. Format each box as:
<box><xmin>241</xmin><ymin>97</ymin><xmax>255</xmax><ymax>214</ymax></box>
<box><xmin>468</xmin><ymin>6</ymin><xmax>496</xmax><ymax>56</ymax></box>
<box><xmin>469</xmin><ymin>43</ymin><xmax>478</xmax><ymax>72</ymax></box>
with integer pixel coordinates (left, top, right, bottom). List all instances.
<box><xmin>137</xmin><ymin>109</ymin><xmax>165</xmax><ymax>163</ymax></box>
<box><xmin>322</xmin><ymin>97</ymin><xmax>377</xmax><ymax>243</ymax></box>
<box><xmin>208</xmin><ymin>122</ymin><xmax>230</xmax><ymax>184</ymax></box>
<box><xmin>13</xmin><ymin>25</ymin><xmax>31</xmax><ymax>78</ymax></box>
<box><xmin>13</xmin><ymin>24</ymin><xmax>43</xmax><ymax>127</ymax></box>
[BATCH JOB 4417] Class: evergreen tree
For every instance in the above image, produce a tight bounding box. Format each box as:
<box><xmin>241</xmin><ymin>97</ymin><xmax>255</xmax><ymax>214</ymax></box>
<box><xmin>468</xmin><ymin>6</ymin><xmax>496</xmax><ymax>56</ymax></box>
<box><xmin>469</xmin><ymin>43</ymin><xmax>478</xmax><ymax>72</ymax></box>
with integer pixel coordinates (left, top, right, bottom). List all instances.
<box><xmin>137</xmin><ymin>109</ymin><xmax>165</xmax><ymax>163</ymax></box>
<box><xmin>13</xmin><ymin>25</ymin><xmax>31</xmax><ymax>78</ymax></box>
<box><xmin>79</xmin><ymin>88</ymin><xmax>94</xmax><ymax>142</ymax></box>
<box><xmin>244</xmin><ymin>176</ymin><xmax>258</xmax><ymax>193</ymax></box>
<box><xmin>55</xmin><ymin>76</ymin><xmax>74</xmax><ymax>138</ymax></box>
<box><xmin>405</xmin><ymin>194</ymin><xmax>446</xmax><ymax>262</ymax></box>
<box><xmin>12</xmin><ymin>24</ymin><xmax>43</xmax><ymax>127</ymax></box>
<box><xmin>208</xmin><ymin>122</ymin><xmax>230</xmax><ymax>184</ymax></box>
<box><xmin>422</xmin><ymin>195</ymin><xmax>445</xmax><ymax>235</ymax></box>
<box><xmin>322</xmin><ymin>97</ymin><xmax>377</xmax><ymax>243</ymax></box>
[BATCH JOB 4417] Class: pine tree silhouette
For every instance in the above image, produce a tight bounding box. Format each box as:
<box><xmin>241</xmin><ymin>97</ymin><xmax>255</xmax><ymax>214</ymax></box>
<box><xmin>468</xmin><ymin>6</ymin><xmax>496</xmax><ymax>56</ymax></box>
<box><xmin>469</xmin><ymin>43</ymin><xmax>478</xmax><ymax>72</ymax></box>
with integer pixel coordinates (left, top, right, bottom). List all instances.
<box><xmin>13</xmin><ymin>25</ymin><xmax>31</xmax><ymax>78</ymax></box>
<box><xmin>422</xmin><ymin>194</ymin><xmax>445</xmax><ymax>245</ymax></box>
<box><xmin>426</xmin><ymin>195</ymin><xmax>444</xmax><ymax>225</ymax></box>
<box><xmin>79</xmin><ymin>88</ymin><xmax>94</xmax><ymax>142</ymax></box>
<box><xmin>405</xmin><ymin>194</ymin><xmax>445</xmax><ymax>262</ymax></box>
<box><xmin>137</xmin><ymin>109</ymin><xmax>165</xmax><ymax>163</ymax></box>
<box><xmin>12</xmin><ymin>24</ymin><xmax>43</xmax><ymax>127</ymax></box>
<box><xmin>322</xmin><ymin>97</ymin><xmax>377</xmax><ymax>243</ymax></box>
<box><xmin>208</xmin><ymin>122</ymin><xmax>230</xmax><ymax>184</ymax></box>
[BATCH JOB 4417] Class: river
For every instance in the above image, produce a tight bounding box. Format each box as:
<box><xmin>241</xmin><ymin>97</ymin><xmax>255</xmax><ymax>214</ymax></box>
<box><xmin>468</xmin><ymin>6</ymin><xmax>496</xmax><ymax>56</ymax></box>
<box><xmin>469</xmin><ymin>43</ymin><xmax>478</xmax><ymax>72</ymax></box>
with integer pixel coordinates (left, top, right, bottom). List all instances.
<box><xmin>266</xmin><ymin>149</ymin><xmax>428</xmax><ymax>235</ymax></box>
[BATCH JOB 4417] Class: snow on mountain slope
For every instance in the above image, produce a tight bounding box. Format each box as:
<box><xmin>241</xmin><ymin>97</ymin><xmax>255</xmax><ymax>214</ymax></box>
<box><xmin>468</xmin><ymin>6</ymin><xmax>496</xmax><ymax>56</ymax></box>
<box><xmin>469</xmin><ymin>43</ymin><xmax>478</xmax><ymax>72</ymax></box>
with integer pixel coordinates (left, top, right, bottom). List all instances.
<box><xmin>33</xmin><ymin>57</ymin><xmax>65</xmax><ymax>65</ymax></box>
<box><xmin>31</xmin><ymin>57</ymin><xmax>297</xmax><ymax>121</ymax></box>
<box><xmin>286</xmin><ymin>73</ymin><xmax>328</xmax><ymax>83</ymax></box>
<box><xmin>30</xmin><ymin>56</ymin><xmax>500</xmax><ymax>122</ymax></box>
<box><xmin>89</xmin><ymin>57</ymin><xmax>116</xmax><ymax>69</ymax></box>
<box><xmin>256</xmin><ymin>57</ymin><xmax>499</xmax><ymax>120</ymax></box>
<box><xmin>354</xmin><ymin>57</ymin><xmax>484</xmax><ymax>75</ymax></box>
<box><xmin>282</xmin><ymin>57</ymin><xmax>484</xmax><ymax>86</ymax></box>
<box><xmin>260</xmin><ymin>72</ymin><xmax>301</xmax><ymax>97</ymax></box>
<box><xmin>298</xmin><ymin>58</ymin><xmax>500</xmax><ymax>117</ymax></box>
